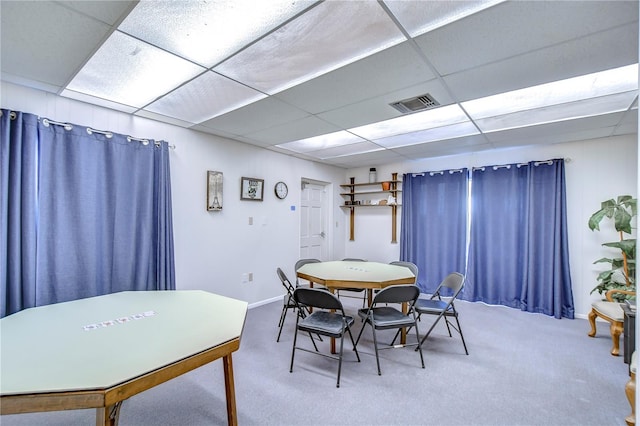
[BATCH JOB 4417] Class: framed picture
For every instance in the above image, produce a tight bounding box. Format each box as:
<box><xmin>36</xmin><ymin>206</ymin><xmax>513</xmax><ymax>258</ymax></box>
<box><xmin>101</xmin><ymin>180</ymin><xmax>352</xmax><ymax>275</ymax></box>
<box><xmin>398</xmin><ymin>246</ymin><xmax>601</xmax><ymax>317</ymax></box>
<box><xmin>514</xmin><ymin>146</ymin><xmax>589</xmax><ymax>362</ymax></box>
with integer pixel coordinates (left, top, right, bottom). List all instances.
<box><xmin>207</xmin><ymin>171</ymin><xmax>223</xmax><ymax>211</ymax></box>
<box><xmin>240</xmin><ymin>177</ymin><xmax>264</xmax><ymax>201</ymax></box>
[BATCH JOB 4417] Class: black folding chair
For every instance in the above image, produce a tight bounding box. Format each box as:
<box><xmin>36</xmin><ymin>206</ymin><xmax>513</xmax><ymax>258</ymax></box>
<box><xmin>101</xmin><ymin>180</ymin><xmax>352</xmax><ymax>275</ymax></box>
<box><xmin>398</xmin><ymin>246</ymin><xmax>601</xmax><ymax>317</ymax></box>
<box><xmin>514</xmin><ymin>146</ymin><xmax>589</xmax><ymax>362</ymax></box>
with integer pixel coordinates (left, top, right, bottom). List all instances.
<box><xmin>276</xmin><ymin>267</ymin><xmax>319</xmax><ymax>349</ymax></box>
<box><xmin>414</xmin><ymin>272</ymin><xmax>469</xmax><ymax>354</ymax></box>
<box><xmin>290</xmin><ymin>287</ymin><xmax>360</xmax><ymax>387</ymax></box>
<box><xmin>295</xmin><ymin>258</ymin><xmax>321</xmax><ymax>287</ymax></box>
<box><xmin>355</xmin><ymin>284</ymin><xmax>424</xmax><ymax>375</ymax></box>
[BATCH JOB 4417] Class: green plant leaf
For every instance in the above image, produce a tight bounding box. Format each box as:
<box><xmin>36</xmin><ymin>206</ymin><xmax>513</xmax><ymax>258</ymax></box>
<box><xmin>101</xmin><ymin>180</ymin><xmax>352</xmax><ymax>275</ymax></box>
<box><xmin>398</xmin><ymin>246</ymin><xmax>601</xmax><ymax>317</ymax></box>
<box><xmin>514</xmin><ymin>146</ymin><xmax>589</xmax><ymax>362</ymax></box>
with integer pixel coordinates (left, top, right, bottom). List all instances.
<box><xmin>589</xmin><ymin>195</ymin><xmax>637</xmax><ymax>295</ymax></box>
<box><xmin>603</xmin><ymin>239</ymin><xmax>636</xmax><ymax>257</ymax></box>
<box><xmin>614</xmin><ymin>208</ymin><xmax>633</xmax><ymax>234</ymax></box>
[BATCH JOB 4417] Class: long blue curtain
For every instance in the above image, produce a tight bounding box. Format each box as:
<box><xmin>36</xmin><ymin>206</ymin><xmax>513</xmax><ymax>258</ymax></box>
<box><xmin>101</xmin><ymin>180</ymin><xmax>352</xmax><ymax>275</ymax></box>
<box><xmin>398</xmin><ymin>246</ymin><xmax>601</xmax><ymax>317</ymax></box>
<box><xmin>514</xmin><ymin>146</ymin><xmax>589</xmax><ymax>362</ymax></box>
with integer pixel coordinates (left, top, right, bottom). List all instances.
<box><xmin>1</xmin><ymin>111</ymin><xmax>39</xmax><ymax>316</ymax></box>
<box><xmin>1</xmin><ymin>109</ymin><xmax>175</xmax><ymax>317</ymax></box>
<box><xmin>400</xmin><ymin>170</ymin><xmax>468</xmax><ymax>293</ymax></box>
<box><xmin>466</xmin><ymin>159</ymin><xmax>574</xmax><ymax>319</ymax></box>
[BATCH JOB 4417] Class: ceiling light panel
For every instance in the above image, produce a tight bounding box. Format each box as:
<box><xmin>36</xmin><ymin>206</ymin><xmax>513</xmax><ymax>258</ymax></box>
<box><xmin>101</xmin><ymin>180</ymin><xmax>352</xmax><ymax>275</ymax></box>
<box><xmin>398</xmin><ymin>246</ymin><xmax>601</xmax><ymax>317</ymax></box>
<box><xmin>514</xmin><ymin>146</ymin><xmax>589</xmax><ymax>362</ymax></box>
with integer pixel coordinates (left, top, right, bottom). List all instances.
<box><xmin>66</xmin><ymin>31</ymin><xmax>205</xmax><ymax>109</ymax></box>
<box><xmin>214</xmin><ymin>1</ymin><xmax>406</xmax><ymax>95</ymax></box>
<box><xmin>144</xmin><ymin>71</ymin><xmax>267</xmax><ymax>123</ymax></box>
<box><xmin>461</xmin><ymin>64</ymin><xmax>638</xmax><ymax>119</ymax></box>
<box><xmin>315</xmin><ymin>141</ymin><xmax>385</xmax><ymax>159</ymax></box>
<box><xmin>475</xmin><ymin>91</ymin><xmax>638</xmax><ymax>133</ymax></box>
<box><xmin>118</xmin><ymin>0</ymin><xmax>316</xmax><ymax>68</ymax></box>
<box><xmin>374</xmin><ymin>121</ymin><xmax>480</xmax><ymax>148</ymax></box>
<box><xmin>384</xmin><ymin>0</ymin><xmax>504</xmax><ymax>37</ymax></box>
<box><xmin>349</xmin><ymin>104</ymin><xmax>469</xmax><ymax>140</ymax></box>
<box><xmin>276</xmin><ymin>131</ymin><xmax>366</xmax><ymax>153</ymax></box>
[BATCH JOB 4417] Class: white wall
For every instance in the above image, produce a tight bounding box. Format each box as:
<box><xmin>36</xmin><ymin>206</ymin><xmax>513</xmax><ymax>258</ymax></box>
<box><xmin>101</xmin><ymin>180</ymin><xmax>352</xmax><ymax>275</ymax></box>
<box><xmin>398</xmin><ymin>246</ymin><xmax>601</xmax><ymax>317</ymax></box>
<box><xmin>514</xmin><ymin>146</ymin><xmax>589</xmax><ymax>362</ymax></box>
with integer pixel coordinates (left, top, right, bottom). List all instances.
<box><xmin>1</xmin><ymin>82</ymin><xmax>347</xmax><ymax>307</ymax></box>
<box><xmin>3</xmin><ymin>81</ymin><xmax>637</xmax><ymax>317</ymax></box>
<box><xmin>344</xmin><ymin>135</ymin><xmax>638</xmax><ymax>318</ymax></box>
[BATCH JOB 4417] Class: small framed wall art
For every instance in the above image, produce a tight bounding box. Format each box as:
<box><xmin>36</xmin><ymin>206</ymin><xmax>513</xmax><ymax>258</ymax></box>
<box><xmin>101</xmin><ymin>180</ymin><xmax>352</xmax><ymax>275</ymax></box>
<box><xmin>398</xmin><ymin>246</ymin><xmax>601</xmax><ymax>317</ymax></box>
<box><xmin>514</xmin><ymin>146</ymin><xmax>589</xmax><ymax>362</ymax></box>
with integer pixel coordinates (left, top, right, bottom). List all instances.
<box><xmin>240</xmin><ymin>177</ymin><xmax>264</xmax><ymax>201</ymax></box>
<box><xmin>207</xmin><ymin>170</ymin><xmax>223</xmax><ymax>211</ymax></box>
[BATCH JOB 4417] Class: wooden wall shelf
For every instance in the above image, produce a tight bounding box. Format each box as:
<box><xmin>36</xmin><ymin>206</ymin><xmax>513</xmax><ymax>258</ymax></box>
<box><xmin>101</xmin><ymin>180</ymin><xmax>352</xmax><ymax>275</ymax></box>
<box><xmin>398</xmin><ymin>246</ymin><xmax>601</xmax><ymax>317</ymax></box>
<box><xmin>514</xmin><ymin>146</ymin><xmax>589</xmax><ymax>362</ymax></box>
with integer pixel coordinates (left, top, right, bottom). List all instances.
<box><xmin>341</xmin><ymin>172</ymin><xmax>401</xmax><ymax>243</ymax></box>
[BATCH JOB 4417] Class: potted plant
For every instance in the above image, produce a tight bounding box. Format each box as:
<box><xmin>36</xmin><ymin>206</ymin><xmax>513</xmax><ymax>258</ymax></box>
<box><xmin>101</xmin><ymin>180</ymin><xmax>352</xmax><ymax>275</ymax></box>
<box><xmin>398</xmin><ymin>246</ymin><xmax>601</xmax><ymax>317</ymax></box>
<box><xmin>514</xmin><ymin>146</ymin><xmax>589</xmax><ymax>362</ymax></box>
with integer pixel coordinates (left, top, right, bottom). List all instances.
<box><xmin>588</xmin><ymin>195</ymin><xmax>637</xmax><ymax>301</ymax></box>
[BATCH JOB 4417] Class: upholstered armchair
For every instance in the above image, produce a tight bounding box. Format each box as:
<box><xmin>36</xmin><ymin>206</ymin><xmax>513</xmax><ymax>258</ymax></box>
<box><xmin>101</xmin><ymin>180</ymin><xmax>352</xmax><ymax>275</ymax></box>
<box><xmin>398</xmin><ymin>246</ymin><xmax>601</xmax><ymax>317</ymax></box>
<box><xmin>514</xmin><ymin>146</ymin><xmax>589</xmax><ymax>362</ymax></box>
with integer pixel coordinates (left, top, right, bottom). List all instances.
<box><xmin>588</xmin><ymin>288</ymin><xmax>636</xmax><ymax>356</ymax></box>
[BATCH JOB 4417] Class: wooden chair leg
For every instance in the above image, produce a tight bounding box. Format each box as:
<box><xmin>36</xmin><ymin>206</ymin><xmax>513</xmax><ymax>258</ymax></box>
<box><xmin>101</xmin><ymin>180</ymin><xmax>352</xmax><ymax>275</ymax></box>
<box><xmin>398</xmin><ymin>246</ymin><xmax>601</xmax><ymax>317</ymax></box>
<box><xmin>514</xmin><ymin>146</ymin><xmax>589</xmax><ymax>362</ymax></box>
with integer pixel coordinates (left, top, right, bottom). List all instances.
<box><xmin>588</xmin><ymin>309</ymin><xmax>597</xmax><ymax>337</ymax></box>
<box><xmin>626</xmin><ymin>369</ymin><xmax>636</xmax><ymax>426</ymax></box>
<box><xmin>610</xmin><ymin>321</ymin><xmax>623</xmax><ymax>356</ymax></box>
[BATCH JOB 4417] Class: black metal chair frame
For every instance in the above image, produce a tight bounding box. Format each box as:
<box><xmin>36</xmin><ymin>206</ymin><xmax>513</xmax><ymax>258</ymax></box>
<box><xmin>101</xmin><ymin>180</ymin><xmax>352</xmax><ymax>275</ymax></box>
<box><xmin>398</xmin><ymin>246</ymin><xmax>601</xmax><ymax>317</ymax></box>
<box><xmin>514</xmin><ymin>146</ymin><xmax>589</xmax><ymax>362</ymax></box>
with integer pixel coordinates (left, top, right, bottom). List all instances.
<box><xmin>389</xmin><ymin>261</ymin><xmax>418</xmax><ymax>280</ymax></box>
<box><xmin>355</xmin><ymin>284</ymin><xmax>425</xmax><ymax>375</ymax></box>
<box><xmin>395</xmin><ymin>272</ymin><xmax>469</xmax><ymax>355</ymax></box>
<box><xmin>290</xmin><ymin>287</ymin><xmax>361</xmax><ymax>387</ymax></box>
<box><xmin>374</xmin><ymin>260</ymin><xmax>419</xmax><ymax>296</ymax></box>
<box><xmin>276</xmin><ymin>267</ymin><xmax>320</xmax><ymax>348</ymax></box>
<box><xmin>294</xmin><ymin>258</ymin><xmax>321</xmax><ymax>288</ymax></box>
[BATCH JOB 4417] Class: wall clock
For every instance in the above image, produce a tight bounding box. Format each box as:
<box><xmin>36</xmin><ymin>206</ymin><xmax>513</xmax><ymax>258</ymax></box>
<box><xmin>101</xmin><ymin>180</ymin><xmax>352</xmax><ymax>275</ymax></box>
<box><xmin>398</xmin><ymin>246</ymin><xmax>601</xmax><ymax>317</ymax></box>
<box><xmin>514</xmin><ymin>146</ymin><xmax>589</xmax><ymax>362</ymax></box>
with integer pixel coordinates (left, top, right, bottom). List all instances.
<box><xmin>274</xmin><ymin>181</ymin><xmax>288</xmax><ymax>199</ymax></box>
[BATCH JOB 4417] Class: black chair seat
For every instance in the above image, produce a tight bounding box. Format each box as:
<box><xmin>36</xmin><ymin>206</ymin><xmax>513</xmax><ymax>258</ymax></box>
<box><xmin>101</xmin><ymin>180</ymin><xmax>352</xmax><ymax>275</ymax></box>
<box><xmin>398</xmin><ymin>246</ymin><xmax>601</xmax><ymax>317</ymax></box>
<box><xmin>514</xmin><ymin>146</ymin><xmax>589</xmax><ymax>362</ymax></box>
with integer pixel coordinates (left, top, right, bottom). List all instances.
<box><xmin>357</xmin><ymin>306</ymin><xmax>416</xmax><ymax>329</ymax></box>
<box><xmin>298</xmin><ymin>311</ymin><xmax>355</xmax><ymax>338</ymax></box>
<box><xmin>415</xmin><ymin>298</ymin><xmax>453</xmax><ymax>314</ymax></box>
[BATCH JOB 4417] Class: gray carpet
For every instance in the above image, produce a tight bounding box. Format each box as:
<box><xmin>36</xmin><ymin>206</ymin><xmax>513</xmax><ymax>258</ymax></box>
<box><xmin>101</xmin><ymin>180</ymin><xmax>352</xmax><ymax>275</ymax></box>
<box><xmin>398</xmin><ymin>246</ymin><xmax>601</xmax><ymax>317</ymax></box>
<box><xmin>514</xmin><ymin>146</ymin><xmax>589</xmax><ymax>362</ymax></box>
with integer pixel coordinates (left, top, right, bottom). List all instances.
<box><xmin>2</xmin><ymin>298</ymin><xmax>631</xmax><ymax>425</ymax></box>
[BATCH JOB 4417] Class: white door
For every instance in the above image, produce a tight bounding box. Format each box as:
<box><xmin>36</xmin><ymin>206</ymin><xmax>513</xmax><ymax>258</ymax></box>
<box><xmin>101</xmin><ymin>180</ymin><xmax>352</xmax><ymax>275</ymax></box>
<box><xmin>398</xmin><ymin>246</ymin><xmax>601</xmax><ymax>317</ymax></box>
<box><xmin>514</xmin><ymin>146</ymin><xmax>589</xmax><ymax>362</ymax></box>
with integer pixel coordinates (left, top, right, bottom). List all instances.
<box><xmin>300</xmin><ymin>181</ymin><xmax>328</xmax><ymax>260</ymax></box>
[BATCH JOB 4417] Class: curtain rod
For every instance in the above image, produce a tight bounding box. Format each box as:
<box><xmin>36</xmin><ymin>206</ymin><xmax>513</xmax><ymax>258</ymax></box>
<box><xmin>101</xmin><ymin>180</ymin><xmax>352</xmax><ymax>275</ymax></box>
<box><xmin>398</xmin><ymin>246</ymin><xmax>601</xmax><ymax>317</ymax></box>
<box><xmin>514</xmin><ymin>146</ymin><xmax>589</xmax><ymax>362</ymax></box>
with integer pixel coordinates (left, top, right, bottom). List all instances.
<box><xmin>40</xmin><ymin>117</ymin><xmax>176</xmax><ymax>149</ymax></box>
<box><xmin>411</xmin><ymin>158</ymin><xmax>570</xmax><ymax>175</ymax></box>
<box><xmin>472</xmin><ymin>159</ymin><xmax>567</xmax><ymax>171</ymax></box>
<box><xmin>412</xmin><ymin>168</ymin><xmax>464</xmax><ymax>177</ymax></box>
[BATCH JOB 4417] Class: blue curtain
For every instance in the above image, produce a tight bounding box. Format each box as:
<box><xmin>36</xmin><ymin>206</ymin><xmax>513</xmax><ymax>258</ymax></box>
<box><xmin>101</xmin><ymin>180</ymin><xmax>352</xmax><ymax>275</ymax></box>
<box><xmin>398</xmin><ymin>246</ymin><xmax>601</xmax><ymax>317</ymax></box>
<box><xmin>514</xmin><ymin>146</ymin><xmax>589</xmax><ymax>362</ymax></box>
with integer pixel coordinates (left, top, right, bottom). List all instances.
<box><xmin>1</xmin><ymin>109</ymin><xmax>175</xmax><ymax>317</ymax></box>
<box><xmin>400</xmin><ymin>170</ymin><xmax>468</xmax><ymax>293</ymax></box>
<box><xmin>466</xmin><ymin>160</ymin><xmax>574</xmax><ymax>319</ymax></box>
<box><xmin>1</xmin><ymin>111</ymin><xmax>39</xmax><ymax>316</ymax></box>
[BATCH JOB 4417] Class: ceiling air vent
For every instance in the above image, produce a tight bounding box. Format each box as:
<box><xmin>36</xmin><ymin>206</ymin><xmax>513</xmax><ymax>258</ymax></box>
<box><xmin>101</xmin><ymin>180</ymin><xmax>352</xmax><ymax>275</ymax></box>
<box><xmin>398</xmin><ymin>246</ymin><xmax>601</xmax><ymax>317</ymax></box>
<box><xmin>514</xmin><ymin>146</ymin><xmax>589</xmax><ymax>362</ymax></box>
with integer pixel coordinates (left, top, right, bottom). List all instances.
<box><xmin>390</xmin><ymin>93</ymin><xmax>439</xmax><ymax>114</ymax></box>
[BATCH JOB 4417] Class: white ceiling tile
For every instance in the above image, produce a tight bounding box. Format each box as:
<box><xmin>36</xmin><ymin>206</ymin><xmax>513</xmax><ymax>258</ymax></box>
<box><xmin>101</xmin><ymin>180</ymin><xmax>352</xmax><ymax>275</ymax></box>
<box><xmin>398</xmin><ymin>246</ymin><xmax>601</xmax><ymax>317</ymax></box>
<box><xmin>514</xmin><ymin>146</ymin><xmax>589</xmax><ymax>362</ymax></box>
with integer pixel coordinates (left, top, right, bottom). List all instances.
<box><xmin>199</xmin><ymin>97</ymin><xmax>311</xmax><ymax>136</ymax></box>
<box><xmin>443</xmin><ymin>24</ymin><xmax>639</xmax><ymax>102</ymax></box>
<box><xmin>66</xmin><ymin>31</ymin><xmax>205</xmax><ymax>109</ymax></box>
<box><xmin>214</xmin><ymin>0</ymin><xmax>406</xmax><ymax>94</ymax></box>
<box><xmin>60</xmin><ymin>0</ymin><xmax>135</xmax><ymax>25</ymax></box>
<box><xmin>145</xmin><ymin>71</ymin><xmax>267</xmax><ymax>123</ymax></box>
<box><xmin>243</xmin><ymin>115</ymin><xmax>343</xmax><ymax>145</ymax></box>
<box><xmin>392</xmin><ymin>138</ymin><xmax>494</xmax><ymax>160</ymax></box>
<box><xmin>317</xmin><ymin>79</ymin><xmax>455</xmax><ymax>129</ymax></box>
<box><xmin>384</xmin><ymin>0</ymin><xmax>504</xmax><ymax>38</ymax></box>
<box><xmin>0</xmin><ymin>1</ymin><xmax>114</xmax><ymax>89</ymax></box>
<box><xmin>275</xmin><ymin>42</ymin><xmax>435</xmax><ymax>114</ymax></box>
<box><xmin>190</xmin><ymin>124</ymin><xmax>243</xmax><ymax>141</ymax></box>
<box><xmin>118</xmin><ymin>0</ymin><xmax>315</xmax><ymax>67</ymax></box>
<box><xmin>415</xmin><ymin>0</ymin><xmax>638</xmax><ymax>75</ymax></box>
<box><xmin>133</xmin><ymin>109</ymin><xmax>196</xmax><ymax>128</ymax></box>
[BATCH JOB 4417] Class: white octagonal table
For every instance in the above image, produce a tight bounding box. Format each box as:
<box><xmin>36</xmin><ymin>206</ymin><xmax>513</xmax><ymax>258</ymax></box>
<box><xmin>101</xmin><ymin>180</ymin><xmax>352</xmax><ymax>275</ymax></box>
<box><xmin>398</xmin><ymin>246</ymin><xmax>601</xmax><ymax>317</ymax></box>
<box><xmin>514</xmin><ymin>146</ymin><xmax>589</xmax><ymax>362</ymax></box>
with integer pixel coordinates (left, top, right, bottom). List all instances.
<box><xmin>1</xmin><ymin>290</ymin><xmax>247</xmax><ymax>426</ymax></box>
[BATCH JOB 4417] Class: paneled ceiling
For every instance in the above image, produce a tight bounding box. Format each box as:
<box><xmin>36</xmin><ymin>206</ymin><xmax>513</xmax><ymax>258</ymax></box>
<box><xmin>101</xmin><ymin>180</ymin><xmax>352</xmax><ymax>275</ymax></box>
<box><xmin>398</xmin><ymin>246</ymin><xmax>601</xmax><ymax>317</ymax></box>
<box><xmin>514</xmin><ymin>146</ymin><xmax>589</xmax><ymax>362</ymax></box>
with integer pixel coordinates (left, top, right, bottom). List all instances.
<box><xmin>1</xmin><ymin>0</ymin><xmax>638</xmax><ymax>168</ymax></box>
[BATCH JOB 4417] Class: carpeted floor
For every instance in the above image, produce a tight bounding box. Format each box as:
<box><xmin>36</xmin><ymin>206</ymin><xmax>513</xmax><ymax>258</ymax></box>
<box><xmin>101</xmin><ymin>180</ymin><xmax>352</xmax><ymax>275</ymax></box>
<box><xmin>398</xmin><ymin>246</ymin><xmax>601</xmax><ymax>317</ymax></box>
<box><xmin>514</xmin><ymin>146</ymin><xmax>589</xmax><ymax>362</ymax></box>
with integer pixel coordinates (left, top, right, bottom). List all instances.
<box><xmin>2</xmin><ymin>298</ymin><xmax>632</xmax><ymax>425</ymax></box>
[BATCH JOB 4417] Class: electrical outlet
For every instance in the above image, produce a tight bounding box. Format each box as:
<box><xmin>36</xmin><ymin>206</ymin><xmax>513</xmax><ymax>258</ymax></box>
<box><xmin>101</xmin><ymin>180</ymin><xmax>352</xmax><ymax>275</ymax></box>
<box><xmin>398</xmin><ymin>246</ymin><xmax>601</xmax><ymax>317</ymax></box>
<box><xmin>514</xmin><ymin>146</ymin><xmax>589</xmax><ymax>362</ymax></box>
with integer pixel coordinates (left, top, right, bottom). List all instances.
<box><xmin>241</xmin><ymin>273</ymin><xmax>248</xmax><ymax>284</ymax></box>
<box><xmin>248</xmin><ymin>217</ymin><xmax>253</xmax><ymax>225</ymax></box>
<box><xmin>248</xmin><ymin>273</ymin><xmax>253</xmax><ymax>282</ymax></box>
